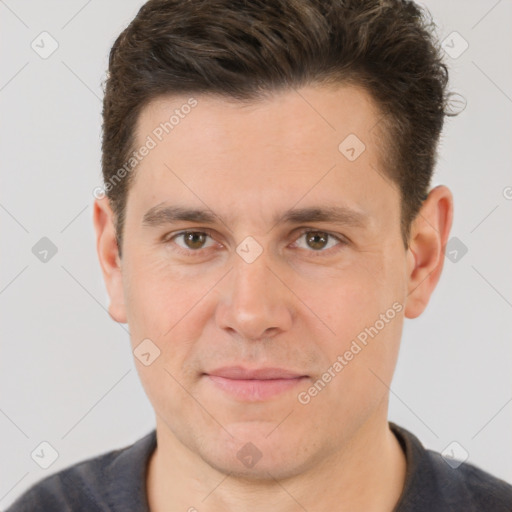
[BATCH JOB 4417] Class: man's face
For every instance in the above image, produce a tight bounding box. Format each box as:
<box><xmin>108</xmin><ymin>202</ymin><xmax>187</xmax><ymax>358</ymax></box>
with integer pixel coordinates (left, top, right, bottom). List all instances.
<box><xmin>108</xmin><ymin>84</ymin><xmax>412</xmax><ymax>478</ymax></box>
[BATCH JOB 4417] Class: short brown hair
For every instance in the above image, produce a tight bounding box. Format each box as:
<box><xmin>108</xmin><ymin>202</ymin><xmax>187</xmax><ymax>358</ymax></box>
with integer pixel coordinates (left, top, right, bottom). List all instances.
<box><xmin>101</xmin><ymin>0</ymin><xmax>452</xmax><ymax>253</ymax></box>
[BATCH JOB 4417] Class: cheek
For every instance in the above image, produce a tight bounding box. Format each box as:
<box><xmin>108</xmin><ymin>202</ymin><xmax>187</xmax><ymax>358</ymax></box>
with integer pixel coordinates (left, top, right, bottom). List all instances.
<box><xmin>304</xmin><ymin>252</ymin><xmax>405</xmax><ymax>390</ymax></box>
<box><xmin>310</xmin><ymin>257</ymin><xmax>400</xmax><ymax>339</ymax></box>
<box><xmin>122</xmin><ymin>252</ymin><xmax>199</xmax><ymax>330</ymax></box>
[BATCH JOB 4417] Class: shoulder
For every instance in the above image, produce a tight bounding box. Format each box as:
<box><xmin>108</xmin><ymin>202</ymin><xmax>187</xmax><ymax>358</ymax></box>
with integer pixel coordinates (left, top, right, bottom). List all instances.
<box><xmin>391</xmin><ymin>423</ymin><xmax>512</xmax><ymax>512</ymax></box>
<box><xmin>6</xmin><ymin>430</ymin><xmax>156</xmax><ymax>512</ymax></box>
<box><xmin>425</xmin><ymin>449</ymin><xmax>512</xmax><ymax>510</ymax></box>
<box><xmin>6</xmin><ymin>450</ymin><xmax>119</xmax><ymax>511</ymax></box>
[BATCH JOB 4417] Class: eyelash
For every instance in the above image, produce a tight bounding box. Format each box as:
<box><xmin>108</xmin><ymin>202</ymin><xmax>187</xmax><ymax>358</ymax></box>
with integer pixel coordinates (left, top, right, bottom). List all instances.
<box><xmin>164</xmin><ymin>228</ymin><xmax>348</xmax><ymax>258</ymax></box>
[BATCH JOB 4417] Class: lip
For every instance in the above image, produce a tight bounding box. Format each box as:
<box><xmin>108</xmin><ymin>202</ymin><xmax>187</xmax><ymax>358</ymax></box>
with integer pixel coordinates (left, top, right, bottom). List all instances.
<box><xmin>204</xmin><ymin>366</ymin><xmax>309</xmax><ymax>401</ymax></box>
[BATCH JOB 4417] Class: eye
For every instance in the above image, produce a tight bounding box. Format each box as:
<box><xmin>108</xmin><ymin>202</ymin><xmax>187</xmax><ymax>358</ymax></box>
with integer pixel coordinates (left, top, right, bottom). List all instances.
<box><xmin>168</xmin><ymin>231</ymin><xmax>217</xmax><ymax>253</ymax></box>
<box><xmin>291</xmin><ymin>230</ymin><xmax>346</xmax><ymax>254</ymax></box>
<box><xmin>164</xmin><ymin>229</ymin><xmax>346</xmax><ymax>257</ymax></box>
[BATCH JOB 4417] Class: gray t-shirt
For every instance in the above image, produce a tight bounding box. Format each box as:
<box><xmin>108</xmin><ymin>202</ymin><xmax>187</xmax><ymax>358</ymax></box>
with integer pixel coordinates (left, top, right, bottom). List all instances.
<box><xmin>6</xmin><ymin>423</ymin><xmax>512</xmax><ymax>511</ymax></box>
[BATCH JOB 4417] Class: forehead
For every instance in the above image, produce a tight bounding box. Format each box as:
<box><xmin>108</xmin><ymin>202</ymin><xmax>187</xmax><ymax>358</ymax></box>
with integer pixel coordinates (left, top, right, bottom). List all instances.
<box><xmin>136</xmin><ymin>84</ymin><xmax>382</xmax><ymax>158</ymax></box>
<box><xmin>127</xmin><ymin>84</ymin><xmax>399</xmax><ymax>229</ymax></box>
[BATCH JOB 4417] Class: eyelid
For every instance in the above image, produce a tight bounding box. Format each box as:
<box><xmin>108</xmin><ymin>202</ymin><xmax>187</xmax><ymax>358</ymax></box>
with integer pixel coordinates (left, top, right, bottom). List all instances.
<box><xmin>290</xmin><ymin>228</ymin><xmax>348</xmax><ymax>254</ymax></box>
<box><xmin>293</xmin><ymin>227</ymin><xmax>348</xmax><ymax>242</ymax></box>
<box><xmin>165</xmin><ymin>229</ymin><xmax>220</xmax><ymax>249</ymax></box>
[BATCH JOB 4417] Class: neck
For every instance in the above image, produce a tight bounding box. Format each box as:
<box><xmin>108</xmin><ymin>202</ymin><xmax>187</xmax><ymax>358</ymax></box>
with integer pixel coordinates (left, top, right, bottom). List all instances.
<box><xmin>146</xmin><ymin>408</ymin><xmax>406</xmax><ymax>512</ymax></box>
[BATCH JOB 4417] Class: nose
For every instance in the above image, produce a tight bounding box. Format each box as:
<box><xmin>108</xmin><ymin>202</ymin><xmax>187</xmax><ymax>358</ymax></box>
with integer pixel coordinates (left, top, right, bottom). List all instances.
<box><xmin>215</xmin><ymin>251</ymin><xmax>294</xmax><ymax>341</ymax></box>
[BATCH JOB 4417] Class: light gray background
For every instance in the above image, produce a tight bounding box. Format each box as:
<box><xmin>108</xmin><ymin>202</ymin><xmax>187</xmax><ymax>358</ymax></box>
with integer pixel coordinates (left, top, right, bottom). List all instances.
<box><xmin>1</xmin><ymin>0</ymin><xmax>511</xmax><ymax>508</ymax></box>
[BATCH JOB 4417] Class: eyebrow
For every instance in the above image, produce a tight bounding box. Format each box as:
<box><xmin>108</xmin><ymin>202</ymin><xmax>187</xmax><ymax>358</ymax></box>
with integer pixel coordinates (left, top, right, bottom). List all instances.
<box><xmin>142</xmin><ymin>204</ymin><xmax>368</xmax><ymax>229</ymax></box>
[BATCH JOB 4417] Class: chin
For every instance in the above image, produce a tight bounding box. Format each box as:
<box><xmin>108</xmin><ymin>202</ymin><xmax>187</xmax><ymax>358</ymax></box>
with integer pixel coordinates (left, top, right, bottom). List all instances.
<box><xmin>204</xmin><ymin>451</ymin><xmax>309</xmax><ymax>482</ymax></box>
<box><xmin>196</xmin><ymin>423</ymin><xmax>317</xmax><ymax>481</ymax></box>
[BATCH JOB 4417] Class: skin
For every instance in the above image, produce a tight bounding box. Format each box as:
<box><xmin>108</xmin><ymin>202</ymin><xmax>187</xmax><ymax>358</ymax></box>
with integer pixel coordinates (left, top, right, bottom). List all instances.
<box><xmin>94</xmin><ymin>83</ymin><xmax>453</xmax><ymax>512</ymax></box>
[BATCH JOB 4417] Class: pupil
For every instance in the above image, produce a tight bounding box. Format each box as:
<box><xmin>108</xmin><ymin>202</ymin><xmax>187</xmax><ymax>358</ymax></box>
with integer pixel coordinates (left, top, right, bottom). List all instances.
<box><xmin>307</xmin><ymin>232</ymin><xmax>327</xmax><ymax>250</ymax></box>
<box><xmin>186</xmin><ymin>232</ymin><xmax>205</xmax><ymax>249</ymax></box>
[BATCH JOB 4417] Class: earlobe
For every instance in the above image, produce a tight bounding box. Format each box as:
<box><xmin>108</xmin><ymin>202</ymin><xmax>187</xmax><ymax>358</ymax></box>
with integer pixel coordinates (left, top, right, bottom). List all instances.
<box><xmin>93</xmin><ymin>197</ymin><xmax>128</xmax><ymax>324</ymax></box>
<box><xmin>404</xmin><ymin>185</ymin><xmax>453</xmax><ymax>319</ymax></box>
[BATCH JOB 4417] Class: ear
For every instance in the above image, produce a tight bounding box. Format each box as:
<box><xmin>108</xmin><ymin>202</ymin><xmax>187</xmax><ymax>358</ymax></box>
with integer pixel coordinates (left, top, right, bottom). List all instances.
<box><xmin>404</xmin><ymin>185</ymin><xmax>454</xmax><ymax>319</ymax></box>
<box><xmin>93</xmin><ymin>197</ymin><xmax>127</xmax><ymax>323</ymax></box>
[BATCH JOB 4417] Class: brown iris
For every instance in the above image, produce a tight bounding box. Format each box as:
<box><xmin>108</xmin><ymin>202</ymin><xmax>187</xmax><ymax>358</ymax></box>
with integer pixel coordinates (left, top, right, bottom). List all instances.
<box><xmin>305</xmin><ymin>231</ymin><xmax>329</xmax><ymax>250</ymax></box>
<box><xmin>183</xmin><ymin>232</ymin><xmax>207</xmax><ymax>249</ymax></box>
